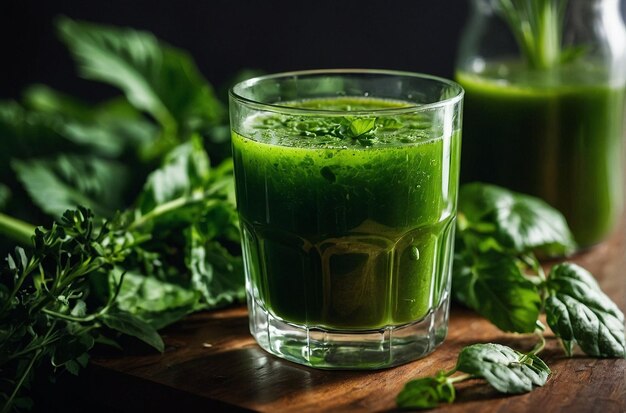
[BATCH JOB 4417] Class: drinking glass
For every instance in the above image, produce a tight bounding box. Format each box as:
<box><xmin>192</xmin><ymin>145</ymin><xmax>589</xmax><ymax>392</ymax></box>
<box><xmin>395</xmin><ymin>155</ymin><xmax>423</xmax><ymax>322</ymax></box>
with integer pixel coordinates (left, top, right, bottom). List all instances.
<box><xmin>229</xmin><ymin>69</ymin><xmax>463</xmax><ymax>369</ymax></box>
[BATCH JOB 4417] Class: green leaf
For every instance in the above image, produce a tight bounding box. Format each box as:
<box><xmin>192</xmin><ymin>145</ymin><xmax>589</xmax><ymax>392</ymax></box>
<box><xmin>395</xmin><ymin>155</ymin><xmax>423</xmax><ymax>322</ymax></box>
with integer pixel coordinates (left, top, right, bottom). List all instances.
<box><xmin>22</xmin><ymin>84</ymin><xmax>95</xmax><ymax>120</ymax></box>
<box><xmin>111</xmin><ymin>269</ymin><xmax>201</xmax><ymax>330</ymax></box>
<box><xmin>101</xmin><ymin>308</ymin><xmax>164</xmax><ymax>352</ymax></box>
<box><xmin>458</xmin><ymin>183</ymin><xmax>576</xmax><ymax>256</ymax></box>
<box><xmin>0</xmin><ymin>100</ymin><xmax>129</xmax><ymax>160</ymax></box>
<box><xmin>12</xmin><ymin>155</ymin><xmax>129</xmax><ymax>218</ymax></box>
<box><xmin>137</xmin><ymin>135</ymin><xmax>210</xmax><ymax>214</ymax></box>
<box><xmin>0</xmin><ymin>183</ymin><xmax>10</xmax><ymax>211</ymax></box>
<box><xmin>51</xmin><ymin>333</ymin><xmax>94</xmax><ymax>367</ymax></box>
<box><xmin>70</xmin><ymin>300</ymin><xmax>87</xmax><ymax>317</ymax></box>
<box><xmin>22</xmin><ymin>85</ymin><xmax>158</xmax><ymax>157</ymax></box>
<box><xmin>452</xmin><ymin>251</ymin><xmax>541</xmax><ymax>333</ymax></box>
<box><xmin>187</xmin><ymin>228</ymin><xmax>245</xmax><ymax>309</ymax></box>
<box><xmin>545</xmin><ymin>263</ymin><xmax>625</xmax><ymax>358</ymax></box>
<box><xmin>396</xmin><ymin>374</ymin><xmax>455</xmax><ymax>409</ymax></box>
<box><xmin>0</xmin><ymin>102</ymin><xmax>75</xmax><ymax>173</ymax></box>
<box><xmin>457</xmin><ymin>343</ymin><xmax>550</xmax><ymax>393</ymax></box>
<box><xmin>57</xmin><ymin>17</ymin><xmax>225</xmax><ymax>141</ymax></box>
<box><xmin>349</xmin><ymin>117</ymin><xmax>376</xmax><ymax>137</ymax></box>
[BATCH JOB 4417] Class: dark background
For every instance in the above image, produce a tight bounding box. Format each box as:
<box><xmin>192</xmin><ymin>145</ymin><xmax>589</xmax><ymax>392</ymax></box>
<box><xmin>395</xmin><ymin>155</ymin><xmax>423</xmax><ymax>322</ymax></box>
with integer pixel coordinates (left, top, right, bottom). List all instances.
<box><xmin>2</xmin><ymin>1</ymin><xmax>625</xmax><ymax>101</ymax></box>
<box><xmin>1</xmin><ymin>0</ymin><xmax>472</xmax><ymax>101</ymax></box>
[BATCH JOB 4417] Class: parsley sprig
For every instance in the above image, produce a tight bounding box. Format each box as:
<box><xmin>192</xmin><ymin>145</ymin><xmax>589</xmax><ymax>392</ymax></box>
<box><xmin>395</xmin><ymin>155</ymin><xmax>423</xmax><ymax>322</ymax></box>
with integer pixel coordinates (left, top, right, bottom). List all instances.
<box><xmin>0</xmin><ymin>208</ymin><xmax>161</xmax><ymax>412</ymax></box>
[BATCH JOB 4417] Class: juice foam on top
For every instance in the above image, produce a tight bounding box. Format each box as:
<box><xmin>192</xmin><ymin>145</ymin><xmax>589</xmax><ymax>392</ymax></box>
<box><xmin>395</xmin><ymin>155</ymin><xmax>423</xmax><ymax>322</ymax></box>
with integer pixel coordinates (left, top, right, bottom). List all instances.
<box><xmin>238</xmin><ymin>97</ymin><xmax>438</xmax><ymax>149</ymax></box>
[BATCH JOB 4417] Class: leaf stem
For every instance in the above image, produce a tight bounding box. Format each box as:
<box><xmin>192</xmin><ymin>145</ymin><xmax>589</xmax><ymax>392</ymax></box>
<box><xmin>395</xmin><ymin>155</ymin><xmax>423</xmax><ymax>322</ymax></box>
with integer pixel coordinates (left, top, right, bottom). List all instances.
<box><xmin>5</xmin><ymin>334</ymin><xmax>60</xmax><ymax>363</ymax></box>
<box><xmin>498</xmin><ymin>0</ymin><xmax>566</xmax><ymax>70</ymax></box>
<box><xmin>128</xmin><ymin>193</ymin><xmax>218</xmax><ymax>231</ymax></box>
<box><xmin>531</xmin><ymin>333</ymin><xmax>546</xmax><ymax>355</ymax></box>
<box><xmin>42</xmin><ymin>307</ymin><xmax>98</xmax><ymax>323</ymax></box>
<box><xmin>0</xmin><ymin>212</ymin><xmax>36</xmax><ymax>246</ymax></box>
<box><xmin>0</xmin><ymin>260</ymin><xmax>39</xmax><ymax>317</ymax></box>
<box><xmin>448</xmin><ymin>373</ymin><xmax>474</xmax><ymax>384</ymax></box>
<box><xmin>1</xmin><ymin>349</ymin><xmax>41</xmax><ymax>413</ymax></box>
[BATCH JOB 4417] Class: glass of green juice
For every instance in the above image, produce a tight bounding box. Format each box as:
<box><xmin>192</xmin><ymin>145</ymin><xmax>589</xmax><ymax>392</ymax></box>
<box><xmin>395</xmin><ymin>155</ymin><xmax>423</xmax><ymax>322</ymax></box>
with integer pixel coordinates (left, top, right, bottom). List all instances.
<box><xmin>229</xmin><ymin>70</ymin><xmax>463</xmax><ymax>369</ymax></box>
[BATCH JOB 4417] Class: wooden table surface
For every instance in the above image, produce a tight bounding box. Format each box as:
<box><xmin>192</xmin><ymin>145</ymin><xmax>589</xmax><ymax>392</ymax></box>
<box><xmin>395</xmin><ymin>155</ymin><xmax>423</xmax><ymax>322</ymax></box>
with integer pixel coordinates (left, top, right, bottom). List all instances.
<box><xmin>86</xmin><ymin>222</ymin><xmax>625</xmax><ymax>413</ymax></box>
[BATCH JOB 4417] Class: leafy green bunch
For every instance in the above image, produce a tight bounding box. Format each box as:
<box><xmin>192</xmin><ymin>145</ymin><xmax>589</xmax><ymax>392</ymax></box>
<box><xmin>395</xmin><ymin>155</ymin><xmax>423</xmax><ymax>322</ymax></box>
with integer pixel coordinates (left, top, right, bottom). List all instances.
<box><xmin>0</xmin><ymin>136</ymin><xmax>244</xmax><ymax>410</ymax></box>
<box><xmin>397</xmin><ymin>183</ymin><xmax>625</xmax><ymax>409</ymax></box>
<box><xmin>0</xmin><ymin>16</ymin><xmax>231</xmax><ymax>242</ymax></box>
<box><xmin>0</xmin><ymin>17</ymin><xmax>246</xmax><ymax>411</ymax></box>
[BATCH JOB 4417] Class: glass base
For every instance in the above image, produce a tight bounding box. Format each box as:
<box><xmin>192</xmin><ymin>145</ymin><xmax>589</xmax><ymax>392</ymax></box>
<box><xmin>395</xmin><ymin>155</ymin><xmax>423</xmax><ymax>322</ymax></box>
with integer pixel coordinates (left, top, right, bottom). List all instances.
<box><xmin>248</xmin><ymin>295</ymin><xmax>450</xmax><ymax>370</ymax></box>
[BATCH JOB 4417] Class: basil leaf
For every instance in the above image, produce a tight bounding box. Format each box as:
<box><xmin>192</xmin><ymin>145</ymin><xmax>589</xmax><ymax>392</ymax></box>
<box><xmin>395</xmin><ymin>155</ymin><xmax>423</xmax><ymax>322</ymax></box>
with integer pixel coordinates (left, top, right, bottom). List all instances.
<box><xmin>452</xmin><ymin>251</ymin><xmax>541</xmax><ymax>333</ymax></box>
<box><xmin>101</xmin><ymin>308</ymin><xmax>165</xmax><ymax>352</ymax></box>
<box><xmin>457</xmin><ymin>343</ymin><xmax>550</xmax><ymax>393</ymax></box>
<box><xmin>396</xmin><ymin>375</ymin><xmax>455</xmax><ymax>409</ymax></box>
<box><xmin>57</xmin><ymin>17</ymin><xmax>225</xmax><ymax>139</ymax></box>
<box><xmin>458</xmin><ymin>183</ymin><xmax>576</xmax><ymax>256</ymax></box>
<box><xmin>545</xmin><ymin>263</ymin><xmax>625</xmax><ymax>358</ymax></box>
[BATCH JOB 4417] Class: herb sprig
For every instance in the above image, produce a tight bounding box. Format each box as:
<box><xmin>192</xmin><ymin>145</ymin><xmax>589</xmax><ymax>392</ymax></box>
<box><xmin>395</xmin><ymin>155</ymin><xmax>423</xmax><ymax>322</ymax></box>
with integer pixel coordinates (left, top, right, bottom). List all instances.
<box><xmin>0</xmin><ymin>208</ymin><xmax>162</xmax><ymax>412</ymax></box>
<box><xmin>497</xmin><ymin>0</ymin><xmax>574</xmax><ymax>70</ymax></box>
<box><xmin>397</xmin><ymin>183</ymin><xmax>625</xmax><ymax>409</ymax></box>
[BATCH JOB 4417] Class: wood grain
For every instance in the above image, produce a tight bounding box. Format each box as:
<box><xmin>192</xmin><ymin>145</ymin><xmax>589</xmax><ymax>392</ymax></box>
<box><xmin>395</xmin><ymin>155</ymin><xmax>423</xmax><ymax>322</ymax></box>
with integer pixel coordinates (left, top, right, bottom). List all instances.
<box><xmin>87</xmin><ymin>221</ymin><xmax>625</xmax><ymax>412</ymax></box>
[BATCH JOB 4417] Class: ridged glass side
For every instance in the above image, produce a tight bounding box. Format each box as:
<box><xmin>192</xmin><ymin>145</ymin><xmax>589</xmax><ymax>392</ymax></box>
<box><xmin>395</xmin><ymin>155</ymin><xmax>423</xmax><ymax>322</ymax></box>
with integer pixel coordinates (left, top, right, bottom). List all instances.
<box><xmin>243</xmin><ymin>218</ymin><xmax>455</xmax><ymax>369</ymax></box>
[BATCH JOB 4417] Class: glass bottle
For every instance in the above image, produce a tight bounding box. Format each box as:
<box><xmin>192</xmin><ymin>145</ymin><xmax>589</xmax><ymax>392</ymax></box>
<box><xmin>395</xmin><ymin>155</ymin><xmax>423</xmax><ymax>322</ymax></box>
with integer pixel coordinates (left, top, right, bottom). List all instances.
<box><xmin>456</xmin><ymin>0</ymin><xmax>626</xmax><ymax>247</ymax></box>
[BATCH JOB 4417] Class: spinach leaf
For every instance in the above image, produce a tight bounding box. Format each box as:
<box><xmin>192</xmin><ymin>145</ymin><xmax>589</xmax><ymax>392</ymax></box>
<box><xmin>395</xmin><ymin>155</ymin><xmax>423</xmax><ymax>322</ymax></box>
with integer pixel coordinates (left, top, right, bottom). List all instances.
<box><xmin>545</xmin><ymin>263</ymin><xmax>625</xmax><ymax>358</ymax></box>
<box><xmin>109</xmin><ymin>270</ymin><xmax>202</xmax><ymax>330</ymax></box>
<box><xmin>452</xmin><ymin>251</ymin><xmax>541</xmax><ymax>333</ymax></box>
<box><xmin>106</xmin><ymin>137</ymin><xmax>242</xmax><ymax>325</ymax></box>
<box><xmin>396</xmin><ymin>373</ymin><xmax>455</xmax><ymax>409</ymax></box>
<box><xmin>187</xmin><ymin>228</ymin><xmax>245</xmax><ymax>308</ymax></box>
<box><xmin>101</xmin><ymin>308</ymin><xmax>165</xmax><ymax>352</ymax></box>
<box><xmin>458</xmin><ymin>183</ymin><xmax>576</xmax><ymax>256</ymax></box>
<box><xmin>57</xmin><ymin>17</ymin><xmax>225</xmax><ymax>145</ymax></box>
<box><xmin>137</xmin><ymin>135</ymin><xmax>211</xmax><ymax>214</ymax></box>
<box><xmin>457</xmin><ymin>343</ymin><xmax>550</xmax><ymax>393</ymax></box>
<box><xmin>0</xmin><ymin>100</ymin><xmax>135</xmax><ymax>160</ymax></box>
<box><xmin>12</xmin><ymin>155</ymin><xmax>129</xmax><ymax>218</ymax></box>
<box><xmin>22</xmin><ymin>84</ymin><xmax>99</xmax><ymax>120</ymax></box>
<box><xmin>23</xmin><ymin>85</ymin><xmax>158</xmax><ymax>156</ymax></box>
<box><xmin>396</xmin><ymin>342</ymin><xmax>550</xmax><ymax>409</ymax></box>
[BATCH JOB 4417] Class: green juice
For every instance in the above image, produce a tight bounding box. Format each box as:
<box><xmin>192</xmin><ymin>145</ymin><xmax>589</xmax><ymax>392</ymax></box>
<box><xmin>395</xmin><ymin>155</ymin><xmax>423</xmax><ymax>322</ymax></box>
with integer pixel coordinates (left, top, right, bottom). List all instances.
<box><xmin>232</xmin><ymin>97</ymin><xmax>461</xmax><ymax>330</ymax></box>
<box><xmin>457</xmin><ymin>64</ymin><xmax>625</xmax><ymax>247</ymax></box>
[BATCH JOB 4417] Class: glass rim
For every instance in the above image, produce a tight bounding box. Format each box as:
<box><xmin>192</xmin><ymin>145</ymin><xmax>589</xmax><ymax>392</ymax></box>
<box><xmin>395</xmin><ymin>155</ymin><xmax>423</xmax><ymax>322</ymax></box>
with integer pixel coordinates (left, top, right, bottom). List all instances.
<box><xmin>229</xmin><ymin>68</ymin><xmax>464</xmax><ymax>116</ymax></box>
